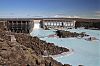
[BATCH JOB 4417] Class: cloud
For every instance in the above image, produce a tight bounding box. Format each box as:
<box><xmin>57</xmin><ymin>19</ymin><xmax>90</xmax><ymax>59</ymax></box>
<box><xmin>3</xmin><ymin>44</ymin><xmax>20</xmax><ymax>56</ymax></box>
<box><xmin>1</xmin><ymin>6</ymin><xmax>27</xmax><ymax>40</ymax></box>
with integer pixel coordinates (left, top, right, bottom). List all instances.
<box><xmin>53</xmin><ymin>15</ymin><xmax>80</xmax><ymax>18</ymax></box>
<box><xmin>95</xmin><ymin>11</ymin><xmax>100</xmax><ymax>16</ymax></box>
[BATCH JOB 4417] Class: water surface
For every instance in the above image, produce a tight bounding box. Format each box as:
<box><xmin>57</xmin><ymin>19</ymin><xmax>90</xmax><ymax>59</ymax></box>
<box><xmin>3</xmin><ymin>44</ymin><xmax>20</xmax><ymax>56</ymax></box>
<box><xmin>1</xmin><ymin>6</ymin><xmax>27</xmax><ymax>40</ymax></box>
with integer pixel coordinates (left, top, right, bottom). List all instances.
<box><xmin>30</xmin><ymin>28</ymin><xmax>100</xmax><ymax>66</ymax></box>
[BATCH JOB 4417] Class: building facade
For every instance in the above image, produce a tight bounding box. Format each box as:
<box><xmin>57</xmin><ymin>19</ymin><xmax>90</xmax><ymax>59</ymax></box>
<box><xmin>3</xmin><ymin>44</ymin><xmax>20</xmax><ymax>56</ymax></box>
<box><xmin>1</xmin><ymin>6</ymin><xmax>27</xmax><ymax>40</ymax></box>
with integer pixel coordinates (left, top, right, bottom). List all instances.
<box><xmin>43</xmin><ymin>19</ymin><xmax>76</xmax><ymax>29</ymax></box>
<box><xmin>0</xmin><ymin>18</ymin><xmax>76</xmax><ymax>33</ymax></box>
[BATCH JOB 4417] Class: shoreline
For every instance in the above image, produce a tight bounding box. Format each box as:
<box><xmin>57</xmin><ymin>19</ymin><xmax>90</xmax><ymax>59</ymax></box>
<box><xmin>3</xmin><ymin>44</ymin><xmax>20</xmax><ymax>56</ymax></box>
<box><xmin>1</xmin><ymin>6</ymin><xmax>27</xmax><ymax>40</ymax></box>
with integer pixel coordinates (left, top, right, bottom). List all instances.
<box><xmin>42</xmin><ymin>47</ymin><xmax>74</xmax><ymax>59</ymax></box>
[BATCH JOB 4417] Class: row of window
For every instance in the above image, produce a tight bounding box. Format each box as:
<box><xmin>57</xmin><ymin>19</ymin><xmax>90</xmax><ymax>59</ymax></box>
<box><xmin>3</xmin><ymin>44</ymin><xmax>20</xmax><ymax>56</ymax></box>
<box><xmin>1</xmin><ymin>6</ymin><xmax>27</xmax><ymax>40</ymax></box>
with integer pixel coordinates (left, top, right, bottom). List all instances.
<box><xmin>44</xmin><ymin>22</ymin><xmax>75</xmax><ymax>26</ymax></box>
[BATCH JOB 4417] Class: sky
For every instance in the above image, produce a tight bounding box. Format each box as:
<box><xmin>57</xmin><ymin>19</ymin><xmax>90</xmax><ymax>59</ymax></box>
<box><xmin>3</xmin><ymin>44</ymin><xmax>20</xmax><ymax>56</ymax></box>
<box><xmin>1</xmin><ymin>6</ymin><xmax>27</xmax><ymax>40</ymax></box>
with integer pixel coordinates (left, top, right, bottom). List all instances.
<box><xmin>0</xmin><ymin>0</ymin><xmax>99</xmax><ymax>18</ymax></box>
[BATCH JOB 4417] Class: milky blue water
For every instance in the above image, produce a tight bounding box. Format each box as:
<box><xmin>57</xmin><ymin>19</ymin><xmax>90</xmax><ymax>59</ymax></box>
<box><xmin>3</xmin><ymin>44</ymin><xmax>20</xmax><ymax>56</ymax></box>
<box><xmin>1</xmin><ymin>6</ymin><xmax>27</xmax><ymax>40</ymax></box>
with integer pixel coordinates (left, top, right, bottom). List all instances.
<box><xmin>30</xmin><ymin>28</ymin><xmax>100</xmax><ymax>66</ymax></box>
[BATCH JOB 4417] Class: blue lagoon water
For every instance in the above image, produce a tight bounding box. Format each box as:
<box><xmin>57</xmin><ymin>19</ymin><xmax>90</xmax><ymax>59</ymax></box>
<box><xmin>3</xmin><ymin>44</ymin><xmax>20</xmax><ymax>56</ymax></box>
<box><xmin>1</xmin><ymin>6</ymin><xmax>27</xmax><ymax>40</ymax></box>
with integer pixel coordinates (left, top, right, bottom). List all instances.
<box><xmin>30</xmin><ymin>28</ymin><xmax>100</xmax><ymax>66</ymax></box>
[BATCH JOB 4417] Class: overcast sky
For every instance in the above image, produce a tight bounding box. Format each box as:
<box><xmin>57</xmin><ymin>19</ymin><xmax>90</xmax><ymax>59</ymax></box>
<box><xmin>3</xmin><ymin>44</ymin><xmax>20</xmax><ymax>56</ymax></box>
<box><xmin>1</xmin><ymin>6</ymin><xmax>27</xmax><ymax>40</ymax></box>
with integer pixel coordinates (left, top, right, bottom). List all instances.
<box><xmin>0</xmin><ymin>0</ymin><xmax>99</xmax><ymax>18</ymax></box>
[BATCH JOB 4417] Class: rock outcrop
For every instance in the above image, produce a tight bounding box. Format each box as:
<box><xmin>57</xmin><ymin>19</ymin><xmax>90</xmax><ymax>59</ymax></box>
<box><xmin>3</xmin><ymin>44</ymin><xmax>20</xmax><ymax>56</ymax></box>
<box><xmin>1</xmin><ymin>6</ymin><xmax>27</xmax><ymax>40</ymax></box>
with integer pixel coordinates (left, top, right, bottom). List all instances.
<box><xmin>14</xmin><ymin>33</ymin><xmax>69</xmax><ymax>55</ymax></box>
<box><xmin>0</xmin><ymin>29</ymin><xmax>71</xmax><ymax>66</ymax></box>
<box><xmin>56</xmin><ymin>30</ymin><xmax>89</xmax><ymax>38</ymax></box>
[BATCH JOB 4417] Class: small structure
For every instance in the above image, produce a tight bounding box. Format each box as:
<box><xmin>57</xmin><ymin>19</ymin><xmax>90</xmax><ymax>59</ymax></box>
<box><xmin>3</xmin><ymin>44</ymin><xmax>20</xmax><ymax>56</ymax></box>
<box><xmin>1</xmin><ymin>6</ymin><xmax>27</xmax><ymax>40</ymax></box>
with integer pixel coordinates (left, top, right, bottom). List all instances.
<box><xmin>10</xmin><ymin>35</ymin><xmax>16</xmax><ymax>42</ymax></box>
<box><xmin>43</xmin><ymin>50</ymin><xmax>49</xmax><ymax>57</ymax></box>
